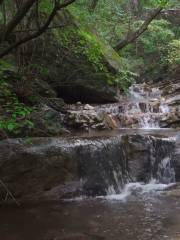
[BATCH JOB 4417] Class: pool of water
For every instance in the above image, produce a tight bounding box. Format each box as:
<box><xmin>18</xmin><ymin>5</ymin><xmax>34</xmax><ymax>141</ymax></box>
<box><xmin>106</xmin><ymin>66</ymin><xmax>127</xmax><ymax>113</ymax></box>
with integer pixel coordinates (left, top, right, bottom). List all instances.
<box><xmin>1</xmin><ymin>190</ymin><xmax>180</xmax><ymax>240</ymax></box>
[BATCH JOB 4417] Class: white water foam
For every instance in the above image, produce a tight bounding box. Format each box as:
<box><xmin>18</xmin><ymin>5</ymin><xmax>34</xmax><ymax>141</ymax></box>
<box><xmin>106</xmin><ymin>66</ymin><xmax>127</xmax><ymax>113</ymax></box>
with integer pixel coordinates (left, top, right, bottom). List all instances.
<box><xmin>63</xmin><ymin>180</ymin><xmax>176</xmax><ymax>202</ymax></box>
<box><xmin>98</xmin><ymin>180</ymin><xmax>175</xmax><ymax>201</ymax></box>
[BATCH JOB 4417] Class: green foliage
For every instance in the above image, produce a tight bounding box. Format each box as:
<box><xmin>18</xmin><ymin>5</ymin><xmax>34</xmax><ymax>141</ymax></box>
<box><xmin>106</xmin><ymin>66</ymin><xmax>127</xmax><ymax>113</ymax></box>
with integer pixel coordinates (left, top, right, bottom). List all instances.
<box><xmin>148</xmin><ymin>0</ymin><xmax>180</xmax><ymax>7</ymax></box>
<box><xmin>148</xmin><ymin>0</ymin><xmax>169</xmax><ymax>7</ymax></box>
<box><xmin>125</xmin><ymin>19</ymin><xmax>176</xmax><ymax>76</ymax></box>
<box><xmin>168</xmin><ymin>39</ymin><xmax>180</xmax><ymax>69</ymax></box>
<box><xmin>55</xmin><ymin>26</ymin><xmax>105</xmax><ymax>71</ymax></box>
<box><xmin>30</xmin><ymin>63</ymin><xmax>49</xmax><ymax>77</ymax></box>
<box><xmin>114</xmin><ymin>71</ymin><xmax>135</xmax><ymax>93</ymax></box>
<box><xmin>78</xmin><ymin>30</ymin><xmax>104</xmax><ymax>71</ymax></box>
<box><xmin>70</xmin><ymin>0</ymin><xmax>179</xmax><ymax>83</ymax></box>
<box><xmin>137</xmin><ymin>19</ymin><xmax>174</xmax><ymax>55</ymax></box>
<box><xmin>39</xmin><ymin>0</ymin><xmax>54</xmax><ymax>14</ymax></box>
<box><xmin>0</xmin><ymin>62</ymin><xmax>34</xmax><ymax>135</ymax></box>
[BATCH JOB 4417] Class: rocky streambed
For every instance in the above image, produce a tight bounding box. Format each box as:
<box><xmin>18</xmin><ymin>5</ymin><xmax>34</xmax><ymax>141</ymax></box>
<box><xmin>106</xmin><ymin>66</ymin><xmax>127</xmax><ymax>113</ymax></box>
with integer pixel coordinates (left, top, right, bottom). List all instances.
<box><xmin>0</xmin><ymin>83</ymin><xmax>180</xmax><ymax>240</ymax></box>
<box><xmin>0</xmin><ymin>83</ymin><xmax>180</xmax><ymax>203</ymax></box>
<box><xmin>61</xmin><ymin>82</ymin><xmax>180</xmax><ymax>131</ymax></box>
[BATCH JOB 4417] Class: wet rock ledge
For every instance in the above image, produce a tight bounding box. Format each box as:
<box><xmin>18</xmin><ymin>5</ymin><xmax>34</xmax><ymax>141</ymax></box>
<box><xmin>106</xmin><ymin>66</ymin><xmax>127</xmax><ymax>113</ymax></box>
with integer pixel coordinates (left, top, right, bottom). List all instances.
<box><xmin>0</xmin><ymin>133</ymin><xmax>179</xmax><ymax>203</ymax></box>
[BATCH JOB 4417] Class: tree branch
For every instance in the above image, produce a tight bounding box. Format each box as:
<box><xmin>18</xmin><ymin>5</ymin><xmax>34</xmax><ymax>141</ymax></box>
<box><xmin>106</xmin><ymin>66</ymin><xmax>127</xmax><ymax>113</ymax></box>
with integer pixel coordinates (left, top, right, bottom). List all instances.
<box><xmin>114</xmin><ymin>7</ymin><xmax>163</xmax><ymax>51</ymax></box>
<box><xmin>88</xmin><ymin>0</ymin><xmax>99</xmax><ymax>12</ymax></box>
<box><xmin>0</xmin><ymin>0</ymin><xmax>76</xmax><ymax>58</ymax></box>
<box><xmin>14</xmin><ymin>24</ymin><xmax>67</xmax><ymax>33</ymax></box>
<box><xmin>0</xmin><ymin>0</ymin><xmax>37</xmax><ymax>43</ymax></box>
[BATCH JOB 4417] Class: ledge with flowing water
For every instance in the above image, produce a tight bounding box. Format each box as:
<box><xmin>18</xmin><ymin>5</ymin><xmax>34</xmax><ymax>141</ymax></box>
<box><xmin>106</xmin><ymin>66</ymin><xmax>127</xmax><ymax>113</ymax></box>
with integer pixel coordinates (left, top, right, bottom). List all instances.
<box><xmin>65</xmin><ymin>83</ymin><xmax>180</xmax><ymax>130</ymax></box>
<box><xmin>0</xmin><ymin>131</ymin><xmax>179</xmax><ymax>202</ymax></box>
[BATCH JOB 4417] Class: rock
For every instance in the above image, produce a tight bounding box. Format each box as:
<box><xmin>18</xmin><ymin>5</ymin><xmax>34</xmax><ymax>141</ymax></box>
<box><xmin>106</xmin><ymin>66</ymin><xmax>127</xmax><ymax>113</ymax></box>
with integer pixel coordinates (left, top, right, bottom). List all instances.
<box><xmin>30</xmin><ymin>11</ymin><xmax>122</xmax><ymax>104</ymax></box>
<box><xmin>91</xmin><ymin>123</ymin><xmax>106</xmax><ymax>130</ymax></box>
<box><xmin>173</xmin><ymin>140</ymin><xmax>180</xmax><ymax>181</ymax></box>
<box><xmin>164</xmin><ymin>184</ymin><xmax>180</xmax><ymax>197</ymax></box>
<box><xmin>66</xmin><ymin>106</ymin><xmax>105</xmax><ymax>130</ymax></box>
<box><xmin>29</xmin><ymin>105</ymin><xmax>68</xmax><ymax>137</ymax></box>
<box><xmin>44</xmin><ymin>98</ymin><xmax>66</xmax><ymax>112</ymax></box>
<box><xmin>0</xmin><ymin>134</ymin><xmax>177</xmax><ymax>201</ymax></box>
<box><xmin>76</xmin><ymin>101</ymin><xmax>82</xmax><ymax>106</ymax></box>
<box><xmin>139</xmin><ymin>102</ymin><xmax>147</xmax><ymax>113</ymax></box>
<box><xmin>84</xmin><ymin>104</ymin><xmax>94</xmax><ymax>110</ymax></box>
<box><xmin>103</xmin><ymin>113</ymin><xmax>118</xmax><ymax>129</ymax></box>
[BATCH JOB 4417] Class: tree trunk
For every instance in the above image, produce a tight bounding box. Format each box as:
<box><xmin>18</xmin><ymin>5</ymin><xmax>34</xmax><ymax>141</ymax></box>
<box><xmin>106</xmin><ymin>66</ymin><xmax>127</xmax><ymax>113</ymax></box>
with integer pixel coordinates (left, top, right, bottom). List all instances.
<box><xmin>114</xmin><ymin>7</ymin><xmax>163</xmax><ymax>51</ymax></box>
<box><xmin>0</xmin><ymin>0</ymin><xmax>76</xmax><ymax>58</ymax></box>
<box><xmin>0</xmin><ymin>0</ymin><xmax>37</xmax><ymax>43</ymax></box>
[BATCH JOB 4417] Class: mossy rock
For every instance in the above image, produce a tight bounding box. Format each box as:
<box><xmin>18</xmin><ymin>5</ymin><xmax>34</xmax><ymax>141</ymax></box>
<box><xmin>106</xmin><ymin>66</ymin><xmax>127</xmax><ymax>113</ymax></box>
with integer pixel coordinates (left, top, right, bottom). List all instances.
<box><xmin>31</xmin><ymin>11</ymin><xmax>124</xmax><ymax>103</ymax></box>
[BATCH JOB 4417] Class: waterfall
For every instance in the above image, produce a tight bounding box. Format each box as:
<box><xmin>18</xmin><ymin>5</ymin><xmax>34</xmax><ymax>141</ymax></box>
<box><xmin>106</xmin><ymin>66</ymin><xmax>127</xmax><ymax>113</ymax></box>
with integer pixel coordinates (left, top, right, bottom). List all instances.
<box><xmin>126</xmin><ymin>84</ymin><xmax>170</xmax><ymax>128</ymax></box>
<box><xmin>97</xmin><ymin>135</ymin><xmax>176</xmax><ymax>200</ymax></box>
<box><xmin>69</xmin><ymin>135</ymin><xmax>176</xmax><ymax>197</ymax></box>
<box><xmin>93</xmin><ymin>83</ymin><xmax>171</xmax><ymax>129</ymax></box>
<box><xmin>64</xmin><ymin>83</ymin><xmax>178</xmax><ymax>198</ymax></box>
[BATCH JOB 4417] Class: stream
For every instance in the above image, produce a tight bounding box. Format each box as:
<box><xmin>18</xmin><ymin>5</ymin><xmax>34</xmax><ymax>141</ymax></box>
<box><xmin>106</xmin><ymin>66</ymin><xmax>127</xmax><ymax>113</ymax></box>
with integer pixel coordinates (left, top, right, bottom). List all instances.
<box><xmin>0</xmin><ymin>84</ymin><xmax>180</xmax><ymax>240</ymax></box>
<box><xmin>1</xmin><ymin>188</ymin><xmax>180</xmax><ymax>240</ymax></box>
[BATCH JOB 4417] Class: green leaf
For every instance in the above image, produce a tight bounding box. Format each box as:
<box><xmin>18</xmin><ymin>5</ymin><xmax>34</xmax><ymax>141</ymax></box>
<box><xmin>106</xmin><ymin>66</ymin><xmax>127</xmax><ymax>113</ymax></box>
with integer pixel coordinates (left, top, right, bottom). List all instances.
<box><xmin>7</xmin><ymin>122</ymin><xmax>15</xmax><ymax>131</ymax></box>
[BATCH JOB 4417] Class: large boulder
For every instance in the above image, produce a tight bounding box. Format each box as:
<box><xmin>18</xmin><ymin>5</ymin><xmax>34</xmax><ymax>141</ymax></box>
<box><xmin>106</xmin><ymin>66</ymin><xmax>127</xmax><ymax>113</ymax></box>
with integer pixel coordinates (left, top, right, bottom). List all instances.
<box><xmin>159</xmin><ymin>82</ymin><xmax>180</xmax><ymax>128</ymax></box>
<box><xmin>32</xmin><ymin>11</ymin><xmax>124</xmax><ymax>104</ymax></box>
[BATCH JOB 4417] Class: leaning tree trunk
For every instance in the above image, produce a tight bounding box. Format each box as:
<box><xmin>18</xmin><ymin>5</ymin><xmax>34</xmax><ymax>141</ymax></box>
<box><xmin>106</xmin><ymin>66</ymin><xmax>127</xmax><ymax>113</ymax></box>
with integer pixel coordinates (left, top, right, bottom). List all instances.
<box><xmin>114</xmin><ymin>7</ymin><xmax>163</xmax><ymax>51</ymax></box>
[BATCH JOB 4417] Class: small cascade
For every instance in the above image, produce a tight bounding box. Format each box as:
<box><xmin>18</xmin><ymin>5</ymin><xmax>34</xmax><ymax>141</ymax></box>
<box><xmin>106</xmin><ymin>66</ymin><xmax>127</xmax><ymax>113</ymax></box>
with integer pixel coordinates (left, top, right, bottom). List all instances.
<box><xmin>95</xmin><ymin>83</ymin><xmax>171</xmax><ymax>129</ymax></box>
<box><xmin>60</xmin><ymin>83</ymin><xmax>179</xmax><ymax>199</ymax></box>
<box><xmin>74</xmin><ymin>134</ymin><xmax>176</xmax><ymax>197</ymax></box>
<box><xmin>128</xmin><ymin>84</ymin><xmax>168</xmax><ymax>128</ymax></box>
<box><xmin>148</xmin><ymin>136</ymin><xmax>176</xmax><ymax>184</ymax></box>
<box><xmin>101</xmin><ymin>180</ymin><xmax>175</xmax><ymax>201</ymax></box>
<box><xmin>101</xmin><ymin>135</ymin><xmax>176</xmax><ymax>200</ymax></box>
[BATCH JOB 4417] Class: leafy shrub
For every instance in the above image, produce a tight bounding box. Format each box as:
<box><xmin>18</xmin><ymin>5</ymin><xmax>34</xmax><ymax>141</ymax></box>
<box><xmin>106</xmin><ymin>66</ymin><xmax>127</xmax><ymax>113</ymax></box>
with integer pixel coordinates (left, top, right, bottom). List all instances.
<box><xmin>135</xmin><ymin>20</ymin><xmax>174</xmax><ymax>56</ymax></box>
<box><xmin>168</xmin><ymin>39</ymin><xmax>180</xmax><ymax>69</ymax></box>
<box><xmin>0</xmin><ymin>61</ymin><xmax>34</xmax><ymax>135</ymax></box>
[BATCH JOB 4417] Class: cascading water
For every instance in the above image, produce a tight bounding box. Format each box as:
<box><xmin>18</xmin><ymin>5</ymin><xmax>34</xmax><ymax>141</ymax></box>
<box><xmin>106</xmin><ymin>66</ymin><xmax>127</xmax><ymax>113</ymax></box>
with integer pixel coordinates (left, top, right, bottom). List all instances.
<box><xmin>88</xmin><ymin>83</ymin><xmax>178</xmax><ymax>199</ymax></box>
<box><xmin>128</xmin><ymin>84</ymin><xmax>169</xmax><ymax>129</ymax></box>
<box><xmin>67</xmin><ymin>134</ymin><xmax>176</xmax><ymax>198</ymax></box>
<box><xmin>95</xmin><ymin>83</ymin><xmax>171</xmax><ymax>129</ymax></box>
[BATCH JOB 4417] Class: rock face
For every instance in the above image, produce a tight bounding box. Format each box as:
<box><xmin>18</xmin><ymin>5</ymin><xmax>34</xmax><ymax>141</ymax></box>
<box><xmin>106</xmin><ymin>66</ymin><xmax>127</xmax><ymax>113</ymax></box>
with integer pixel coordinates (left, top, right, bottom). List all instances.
<box><xmin>31</xmin><ymin>11</ymin><xmax>123</xmax><ymax>104</ymax></box>
<box><xmin>173</xmin><ymin>135</ymin><xmax>180</xmax><ymax>181</ymax></box>
<box><xmin>0</xmin><ymin>134</ymin><xmax>177</xmax><ymax>201</ymax></box>
<box><xmin>65</xmin><ymin>103</ymin><xmax>118</xmax><ymax>130</ymax></box>
<box><xmin>159</xmin><ymin>83</ymin><xmax>180</xmax><ymax>128</ymax></box>
<box><xmin>62</xmin><ymin>82</ymin><xmax>180</xmax><ymax>130</ymax></box>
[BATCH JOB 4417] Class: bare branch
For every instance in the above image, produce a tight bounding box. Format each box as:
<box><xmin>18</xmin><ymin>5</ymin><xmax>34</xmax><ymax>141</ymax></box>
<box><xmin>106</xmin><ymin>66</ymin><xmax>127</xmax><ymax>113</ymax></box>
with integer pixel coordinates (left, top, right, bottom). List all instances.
<box><xmin>0</xmin><ymin>179</ymin><xmax>20</xmax><ymax>206</ymax></box>
<box><xmin>14</xmin><ymin>24</ymin><xmax>67</xmax><ymax>33</ymax></box>
<box><xmin>0</xmin><ymin>0</ymin><xmax>76</xmax><ymax>58</ymax></box>
<box><xmin>0</xmin><ymin>0</ymin><xmax>37</xmax><ymax>43</ymax></box>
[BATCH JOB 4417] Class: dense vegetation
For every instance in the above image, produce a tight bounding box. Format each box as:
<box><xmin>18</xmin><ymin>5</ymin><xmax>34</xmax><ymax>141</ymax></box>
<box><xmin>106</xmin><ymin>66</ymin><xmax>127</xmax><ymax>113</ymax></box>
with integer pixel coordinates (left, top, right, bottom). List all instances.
<box><xmin>0</xmin><ymin>0</ymin><xmax>179</xmax><ymax>137</ymax></box>
<box><xmin>71</xmin><ymin>0</ymin><xmax>179</xmax><ymax>78</ymax></box>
